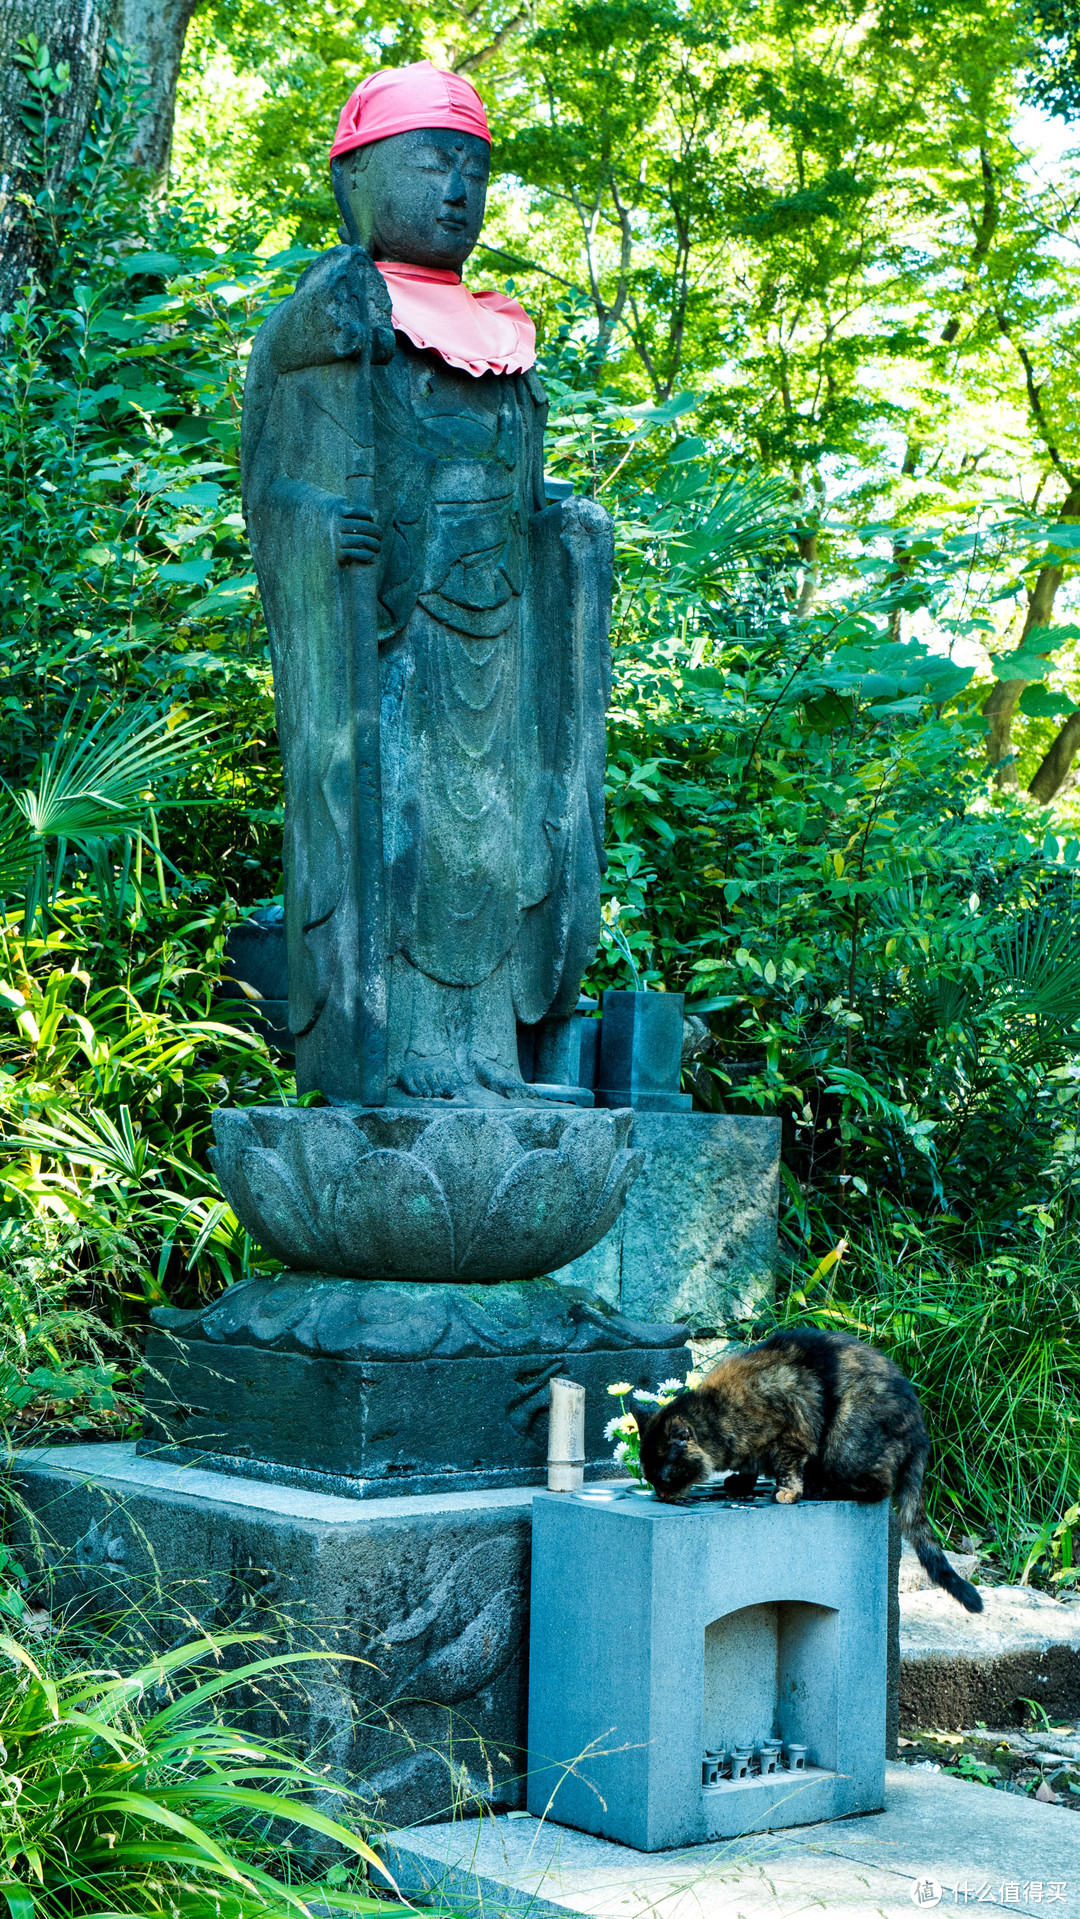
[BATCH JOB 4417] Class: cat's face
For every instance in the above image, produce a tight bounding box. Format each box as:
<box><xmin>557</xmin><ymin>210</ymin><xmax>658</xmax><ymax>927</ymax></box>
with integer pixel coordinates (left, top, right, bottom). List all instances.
<box><xmin>638</xmin><ymin>1402</ymin><xmax>716</xmax><ymax>1499</ymax></box>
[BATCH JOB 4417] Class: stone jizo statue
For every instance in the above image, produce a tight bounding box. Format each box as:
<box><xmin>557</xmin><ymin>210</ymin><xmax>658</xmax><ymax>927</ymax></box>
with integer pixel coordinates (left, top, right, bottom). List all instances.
<box><xmin>159</xmin><ymin>72</ymin><xmax>675</xmax><ymax>1528</ymax></box>
<box><xmin>242</xmin><ymin>63</ymin><xmax>612</xmax><ymax>1108</ymax></box>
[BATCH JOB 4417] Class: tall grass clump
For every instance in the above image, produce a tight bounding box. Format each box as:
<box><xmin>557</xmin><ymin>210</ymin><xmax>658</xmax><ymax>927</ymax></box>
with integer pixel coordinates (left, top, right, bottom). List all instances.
<box><xmin>773</xmin><ymin>1225</ymin><xmax>1080</xmax><ymax>1577</ymax></box>
<box><xmin>0</xmin><ymin>1628</ymin><xmax>397</xmax><ymax>1919</ymax></box>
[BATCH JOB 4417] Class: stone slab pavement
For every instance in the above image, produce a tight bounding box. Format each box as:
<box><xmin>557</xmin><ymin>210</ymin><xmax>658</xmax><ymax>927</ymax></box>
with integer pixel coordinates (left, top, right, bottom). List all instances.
<box><xmin>385</xmin><ymin>1766</ymin><xmax>1080</xmax><ymax>1919</ymax></box>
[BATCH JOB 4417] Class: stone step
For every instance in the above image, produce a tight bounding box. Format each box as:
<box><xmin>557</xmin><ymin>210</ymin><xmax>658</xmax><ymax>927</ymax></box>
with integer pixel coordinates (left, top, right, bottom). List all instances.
<box><xmin>901</xmin><ymin>1585</ymin><xmax>1080</xmax><ymax>1729</ymax></box>
<box><xmin>899</xmin><ymin>1540</ymin><xmax>980</xmax><ymax>1592</ymax></box>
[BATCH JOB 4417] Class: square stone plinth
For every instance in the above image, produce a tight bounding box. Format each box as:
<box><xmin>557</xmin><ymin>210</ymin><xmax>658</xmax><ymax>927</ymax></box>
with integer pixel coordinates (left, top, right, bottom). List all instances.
<box><xmin>555</xmin><ymin>1114</ymin><xmax>780</xmax><ymax>1328</ymax></box>
<box><xmin>14</xmin><ymin>1448</ymin><xmax>897</xmax><ymax>1847</ymax></box>
<box><xmin>13</xmin><ymin>1442</ymin><xmax>538</xmax><ymax>1827</ymax></box>
<box><xmin>526</xmin><ymin>1489</ymin><xmax>889</xmax><ymax>1850</ymax></box>
<box><xmin>140</xmin><ymin>1338</ymin><xmax>690</xmax><ymax>1496</ymax></box>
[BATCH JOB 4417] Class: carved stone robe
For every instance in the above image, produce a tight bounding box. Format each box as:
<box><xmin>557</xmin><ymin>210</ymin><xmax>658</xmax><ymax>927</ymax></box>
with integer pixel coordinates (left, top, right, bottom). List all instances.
<box><xmin>241</xmin><ymin>247</ymin><xmax>612</xmax><ymax>1098</ymax></box>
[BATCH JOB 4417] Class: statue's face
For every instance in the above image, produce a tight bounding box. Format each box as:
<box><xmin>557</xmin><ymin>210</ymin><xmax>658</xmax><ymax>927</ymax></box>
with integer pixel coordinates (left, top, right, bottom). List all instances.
<box><xmin>339</xmin><ymin>128</ymin><xmax>490</xmax><ymax>271</ymax></box>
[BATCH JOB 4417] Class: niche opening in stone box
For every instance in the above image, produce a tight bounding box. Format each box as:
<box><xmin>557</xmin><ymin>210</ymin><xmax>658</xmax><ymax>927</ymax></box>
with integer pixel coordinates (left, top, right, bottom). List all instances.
<box><xmin>703</xmin><ymin>1600</ymin><xmax>838</xmax><ymax>1779</ymax></box>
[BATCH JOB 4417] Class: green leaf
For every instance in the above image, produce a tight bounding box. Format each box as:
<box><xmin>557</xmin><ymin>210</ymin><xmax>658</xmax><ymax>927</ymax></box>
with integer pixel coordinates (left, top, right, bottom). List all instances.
<box><xmin>1017</xmin><ymin>686</ymin><xmax>1079</xmax><ymax>719</ymax></box>
<box><xmin>0</xmin><ymin>1882</ymin><xmax>35</xmax><ymax>1919</ymax></box>
<box><xmin>667</xmin><ymin>436</ymin><xmax>708</xmax><ymax>464</ymax></box>
<box><xmin>990</xmin><ymin>653</ymin><xmax>1054</xmax><ymax>682</ymax></box>
<box><xmin>161</xmin><ymin>484</ymin><xmax>221</xmax><ymax>509</ymax></box>
<box><xmin>117</xmin><ymin>385</ymin><xmax>173</xmax><ymax>414</ymax></box>
<box><xmin>119</xmin><ymin>251</ymin><xmax>182</xmax><ymax>277</ymax></box>
<box><xmin>624</xmin><ymin>392</ymin><xmax>700</xmax><ymax>442</ymax></box>
<box><xmin>157</xmin><ymin>558</ymin><xmax>215</xmax><ymax>585</ymax></box>
<box><xmin>804</xmin><ymin>692</ymin><xmax>853</xmax><ymax>730</ymax></box>
<box><xmin>187</xmin><ymin>572</ymin><xmax>257</xmax><ymax>614</ymax></box>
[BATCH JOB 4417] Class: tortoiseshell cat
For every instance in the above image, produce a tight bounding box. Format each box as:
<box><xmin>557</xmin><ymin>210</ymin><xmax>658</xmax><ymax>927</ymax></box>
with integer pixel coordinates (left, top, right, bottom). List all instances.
<box><xmin>636</xmin><ymin>1327</ymin><xmax>982</xmax><ymax>1612</ymax></box>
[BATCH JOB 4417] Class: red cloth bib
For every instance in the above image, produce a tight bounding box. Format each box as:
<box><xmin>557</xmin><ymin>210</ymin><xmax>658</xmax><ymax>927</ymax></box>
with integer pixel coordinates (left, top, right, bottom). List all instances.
<box><xmin>374</xmin><ymin>261</ymin><xmax>536</xmax><ymax>379</ymax></box>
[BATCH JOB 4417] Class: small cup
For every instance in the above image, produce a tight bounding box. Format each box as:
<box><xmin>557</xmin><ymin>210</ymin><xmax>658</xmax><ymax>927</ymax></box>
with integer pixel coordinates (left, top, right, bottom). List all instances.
<box><xmin>784</xmin><ymin>1743</ymin><xmax>808</xmax><ymax>1771</ymax></box>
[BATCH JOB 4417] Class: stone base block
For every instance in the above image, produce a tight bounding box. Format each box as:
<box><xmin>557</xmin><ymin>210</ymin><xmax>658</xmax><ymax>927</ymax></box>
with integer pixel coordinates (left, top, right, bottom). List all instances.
<box><xmin>594</xmin><ymin>1088</ymin><xmax>692</xmax><ymax>1111</ymax></box>
<box><xmin>900</xmin><ymin>1586</ymin><xmax>1080</xmax><ymax>1729</ymax></box>
<box><xmin>139</xmin><ymin>1342</ymin><xmax>686</xmax><ymax>1497</ymax></box>
<box><xmin>527</xmin><ymin>1488</ymin><xmax>889</xmax><ymax>1849</ymax></box>
<box><xmin>555</xmin><ymin>1113</ymin><xmax>780</xmax><ymax>1328</ymax></box>
<box><xmin>141</xmin><ymin>1276</ymin><xmax>690</xmax><ymax>1496</ymax></box>
<box><xmin>12</xmin><ymin>1442</ymin><xmax>537</xmax><ymax>1828</ymax></box>
<box><xmin>13</xmin><ymin>1447</ymin><xmax>900</xmax><ymax>1846</ymax></box>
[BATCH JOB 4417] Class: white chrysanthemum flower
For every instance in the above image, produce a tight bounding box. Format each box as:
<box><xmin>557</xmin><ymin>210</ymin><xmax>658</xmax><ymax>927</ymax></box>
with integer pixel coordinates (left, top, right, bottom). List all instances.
<box><xmin>658</xmin><ymin>1377</ymin><xmax>687</xmax><ymax>1394</ymax></box>
<box><xmin>604</xmin><ymin>1413</ymin><xmax>637</xmax><ymax>1440</ymax></box>
<box><xmin>633</xmin><ymin>1389</ymin><xmax>661</xmax><ymax>1406</ymax></box>
<box><xmin>607</xmin><ymin>1381</ymin><xmax>633</xmax><ymax>1397</ymax></box>
<box><xmin>612</xmin><ymin>1440</ymin><xmax>629</xmax><ymax>1464</ymax></box>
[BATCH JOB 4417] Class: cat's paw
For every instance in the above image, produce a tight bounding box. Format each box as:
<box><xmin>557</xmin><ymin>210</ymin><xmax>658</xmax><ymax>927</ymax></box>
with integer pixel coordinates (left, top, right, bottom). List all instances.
<box><xmin>775</xmin><ymin>1487</ymin><xmax>801</xmax><ymax>1504</ymax></box>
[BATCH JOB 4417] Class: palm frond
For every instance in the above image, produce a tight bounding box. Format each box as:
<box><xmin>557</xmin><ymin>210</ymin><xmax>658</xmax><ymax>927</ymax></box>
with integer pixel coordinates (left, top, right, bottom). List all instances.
<box><xmin>672</xmin><ymin>471</ymin><xmax>793</xmax><ymax>579</ymax></box>
<box><xmin>996</xmin><ymin>908</ymin><xmax>1080</xmax><ymax>1024</ymax></box>
<box><xmin>13</xmin><ymin>702</ymin><xmax>209</xmax><ymax>846</ymax></box>
<box><xmin>0</xmin><ymin>1106</ymin><xmax>151</xmax><ymax>1183</ymax></box>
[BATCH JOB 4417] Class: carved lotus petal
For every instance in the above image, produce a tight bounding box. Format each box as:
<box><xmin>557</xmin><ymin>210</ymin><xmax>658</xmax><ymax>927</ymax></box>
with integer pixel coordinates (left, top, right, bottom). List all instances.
<box><xmin>331</xmin><ymin>1147</ymin><xmax>454</xmax><ymax>1279</ymax></box>
<box><xmin>456</xmin><ymin>1148</ymin><xmax>576</xmax><ymax>1281</ymax></box>
<box><xmin>211</xmin><ymin>1104</ymin><xmax>643</xmax><ymax>1283</ymax></box>
<box><xmin>287</xmin><ymin>1108</ymin><xmax>365</xmax><ymax>1214</ymax></box>
<box><xmin>557</xmin><ymin>1111</ymin><xmax>627</xmax><ymax>1217</ymax></box>
<box><xmin>224</xmin><ymin>1145</ymin><xmax>323</xmax><ymax>1268</ymax></box>
<box><xmin>567</xmin><ymin>1148</ymin><xmax>642</xmax><ymax>1262</ymax></box>
<box><xmin>411</xmin><ymin>1114</ymin><xmax>521</xmax><ymax>1253</ymax></box>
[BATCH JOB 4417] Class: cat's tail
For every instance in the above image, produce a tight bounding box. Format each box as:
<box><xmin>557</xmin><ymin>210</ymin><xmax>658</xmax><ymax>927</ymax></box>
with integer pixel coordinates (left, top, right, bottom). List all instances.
<box><xmin>896</xmin><ymin>1439</ymin><xmax>983</xmax><ymax>1613</ymax></box>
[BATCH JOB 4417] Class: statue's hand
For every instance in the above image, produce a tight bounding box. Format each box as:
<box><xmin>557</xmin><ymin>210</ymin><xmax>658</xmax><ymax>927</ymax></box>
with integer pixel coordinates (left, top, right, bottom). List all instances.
<box><xmin>267</xmin><ymin>247</ymin><xmax>395</xmax><ymax>374</ymax></box>
<box><xmin>333</xmin><ymin>502</ymin><xmax>381</xmax><ymax>566</ymax></box>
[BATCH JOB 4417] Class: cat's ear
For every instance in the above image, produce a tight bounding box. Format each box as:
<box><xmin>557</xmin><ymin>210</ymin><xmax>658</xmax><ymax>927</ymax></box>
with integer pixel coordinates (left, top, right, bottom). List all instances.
<box><xmin>630</xmin><ymin>1405</ymin><xmax>648</xmax><ymax>1435</ymax></box>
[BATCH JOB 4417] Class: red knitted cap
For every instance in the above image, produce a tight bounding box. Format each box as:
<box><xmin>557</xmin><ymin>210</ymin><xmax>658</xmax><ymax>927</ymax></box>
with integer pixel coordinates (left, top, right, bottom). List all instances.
<box><xmin>330</xmin><ymin>61</ymin><xmax>491</xmax><ymax>164</ymax></box>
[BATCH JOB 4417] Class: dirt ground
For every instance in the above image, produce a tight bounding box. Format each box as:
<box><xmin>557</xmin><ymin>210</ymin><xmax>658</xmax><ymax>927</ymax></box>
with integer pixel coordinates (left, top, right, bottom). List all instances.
<box><xmin>899</xmin><ymin>1723</ymin><xmax>1080</xmax><ymax>1807</ymax></box>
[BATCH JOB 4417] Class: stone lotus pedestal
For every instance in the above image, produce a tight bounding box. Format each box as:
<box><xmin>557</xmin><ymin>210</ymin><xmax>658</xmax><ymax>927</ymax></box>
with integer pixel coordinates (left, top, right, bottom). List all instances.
<box><xmin>208</xmin><ymin>1104</ymin><xmax>639</xmax><ymax>1280</ymax></box>
<box><xmin>143</xmin><ymin>1103</ymin><xmax>691</xmax><ymax>1495</ymax></box>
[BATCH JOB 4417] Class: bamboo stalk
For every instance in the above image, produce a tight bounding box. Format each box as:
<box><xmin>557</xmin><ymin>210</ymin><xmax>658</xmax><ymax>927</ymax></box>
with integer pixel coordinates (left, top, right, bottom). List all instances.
<box><xmin>548</xmin><ymin>1377</ymin><xmax>586</xmax><ymax>1492</ymax></box>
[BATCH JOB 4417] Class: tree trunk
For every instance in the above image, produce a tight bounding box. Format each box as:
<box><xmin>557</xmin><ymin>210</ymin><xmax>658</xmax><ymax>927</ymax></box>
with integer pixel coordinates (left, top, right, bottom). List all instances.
<box><xmin>982</xmin><ymin>487</ymin><xmax>1080</xmax><ymax>785</ymax></box>
<box><xmin>984</xmin><ymin>673</ymin><xmax>1035</xmax><ymax>786</ymax></box>
<box><xmin>1029</xmin><ymin>711</ymin><xmax>1080</xmax><ymax>803</ymax></box>
<box><xmin>796</xmin><ymin>529</ymin><xmax>819</xmax><ymax>617</ymax></box>
<box><xmin>0</xmin><ymin>0</ymin><xmax>112</xmax><ymax>309</ymax></box>
<box><xmin>0</xmin><ymin>0</ymin><xmax>198</xmax><ymax>310</ymax></box>
<box><xmin>115</xmin><ymin>0</ymin><xmax>201</xmax><ymax>179</ymax></box>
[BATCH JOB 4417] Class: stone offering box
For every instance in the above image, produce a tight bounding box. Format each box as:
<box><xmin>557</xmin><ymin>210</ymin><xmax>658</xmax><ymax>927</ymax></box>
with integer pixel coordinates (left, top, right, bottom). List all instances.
<box><xmin>527</xmin><ymin>1487</ymin><xmax>889</xmax><ymax>1849</ymax></box>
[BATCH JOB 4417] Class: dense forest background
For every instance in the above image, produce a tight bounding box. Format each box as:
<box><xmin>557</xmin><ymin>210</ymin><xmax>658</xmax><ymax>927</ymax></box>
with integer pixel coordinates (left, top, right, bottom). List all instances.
<box><xmin>1</xmin><ymin>0</ymin><xmax>1080</xmax><ymax>1574</ymax></box>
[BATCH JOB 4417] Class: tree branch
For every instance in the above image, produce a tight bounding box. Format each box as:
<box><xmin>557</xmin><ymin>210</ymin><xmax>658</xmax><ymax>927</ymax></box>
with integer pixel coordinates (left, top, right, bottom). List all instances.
<box><xmin>455</xmin><ymin>10</ymin><xmax>526</xmax><ymax>73</ymax></box>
